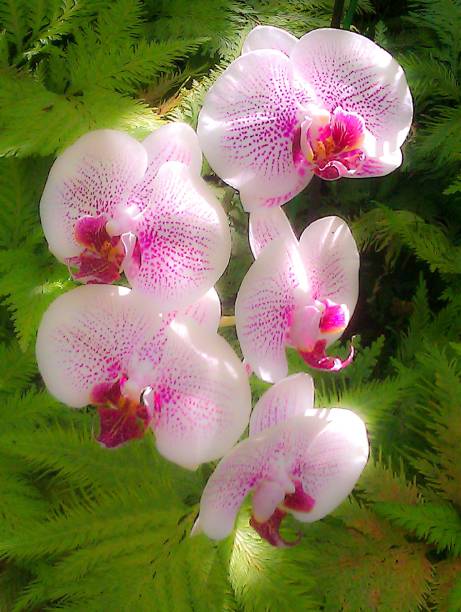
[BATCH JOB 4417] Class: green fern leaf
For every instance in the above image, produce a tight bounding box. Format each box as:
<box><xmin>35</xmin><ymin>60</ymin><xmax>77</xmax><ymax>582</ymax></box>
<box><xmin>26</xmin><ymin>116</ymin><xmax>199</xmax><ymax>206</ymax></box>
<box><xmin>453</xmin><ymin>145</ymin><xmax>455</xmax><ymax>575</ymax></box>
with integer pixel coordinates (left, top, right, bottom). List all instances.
<box><xmin>375</xmin><ymin>501</ymin><xmax>461</xmax><ymax>556</ymax></box>
<box><xmin>0</xmin><ymin>343</ymin><xmax>37</xmax><ymax>394</ymax></box>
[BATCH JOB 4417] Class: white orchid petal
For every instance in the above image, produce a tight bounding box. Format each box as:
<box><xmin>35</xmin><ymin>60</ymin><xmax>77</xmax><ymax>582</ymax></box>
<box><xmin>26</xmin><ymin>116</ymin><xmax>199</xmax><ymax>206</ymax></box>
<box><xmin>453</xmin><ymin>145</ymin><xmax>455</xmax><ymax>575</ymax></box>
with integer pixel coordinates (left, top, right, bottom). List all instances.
<box><xmin>198</xmin><ymin>50</ymin><xmax>305</xmax><ymax>210</ymax></box>
<box><xmin>291</xmin><ymin>28</ymin><xmax>413</xmax><ymax>149</ymax></box>
<box><xmin>249</xmin><ymin>206</ymin><xmax>297</xmax><ymax>259</ymax></box>
<box><xmin>40</xmin><ymin>130</ymin><xmax>148</xmax><ymax>261</ymax></box>
<box><xmin>242</xmin><ymin>25</ymin><xmax>298</xmax><ymax>56</ymax></box>
<box><xmin>249</xmin><ymin>373</ymin><xmax>314</xmax><ymax>436</ymax></box>
<box><xmin>299</xmin><ymin>216</ymin><xmax>359</xmax><ymax>344</ymax></box>
<box><xmin>198</xmin><ymin>406</ymin><xmax>368</xmax><ymax>540</ymax></box>
<box><xmin>128</xmin><ymin>161</ymin><xmax>231</xmax><ymax>310</ymax></box>
<box><xmin>131</xmin><ymin>123</ymin><xmax>203</xmax><ymax>211</ymax></box>
<box><xmin>197</xmin><ymin>432</ymin><xmax>278</xmax><ymax>540</ymax></box>
<box><xmin>36</xmin><ymin>285</ymin><xmax>162</xmax><ymax>408</ymax></box>
<box><xmin>235</xmin><ymin>238</ymin><xmax>308</xmax><ymax>383</ymax></box>
<box><xmin>180</xmin><ymin>287</ymin><xmax>222</xmax><ymax>332</ymax></box>
<box><xmin>150</xmin><ymin>316</ymin><xmax>251</xmax><ymax>470</ymax></box>
<box><xmin>290</xmin><ymin>408</ymin><xmax>369</xmax><ymax>522</ymax></box>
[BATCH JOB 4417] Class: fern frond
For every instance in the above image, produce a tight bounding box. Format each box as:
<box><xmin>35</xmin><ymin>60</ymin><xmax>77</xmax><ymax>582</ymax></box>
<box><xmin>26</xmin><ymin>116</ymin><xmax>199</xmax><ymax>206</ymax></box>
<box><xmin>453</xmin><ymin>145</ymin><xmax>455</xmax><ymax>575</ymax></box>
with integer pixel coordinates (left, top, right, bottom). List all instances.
<box><xmin>0</xmin><ymin>246</ymin><xmax>71</xmax><ymax>350</ymax></box>
<box><xmin>69</xmin><ymin>38</ymin><xmax>206</xmax><ymax>94</ymax></box>
<box><xmin>0</xmin><ymin>68</ymin><xmax>163</xmax><ymax>156</ymax></box>
<box><xmin>375</xmin><ymin>501</ymin><xmax>461</xmax><ymax>556</ymax></box>
<box><xmin>358</xmin><ymin>455</ymin><xmax>419</xmax><ymax>504</ymax></box>
<box><xmin>299</xmin><ymin>501</ymin><xmax>432</xmax><ymax>612</ymax></box>
<box><xmin>0</xmin><ymin>157</ymin><xmax>49</xmax><ymax>248</ymax></box>
<box><xmin>445</xmin><ymin>173</ymin><xmax>461</xmax><ymax>194</ymax></box>
<box><xmin>353</xmin><ymin>205</ymin><xmax>461</xmax><ymax>273</ymax></box>
<box><xmin>23</xmin><ymin>0</ymin><xmax>89</xmax><ymax>60</ymax></box>
<box><xmin>0</xmin><ymin>343</ymin><xmax>37</xmax><ymax>394</ymax></box>
<box><xmin>0</xmin><ymin>0</ymin><xmax>27</xmax><ymax>51</ymax></box>
<box><xmin>228</xmin><ymin>505</ymin><xmax>318</xmax><ymax>611</ymax></box>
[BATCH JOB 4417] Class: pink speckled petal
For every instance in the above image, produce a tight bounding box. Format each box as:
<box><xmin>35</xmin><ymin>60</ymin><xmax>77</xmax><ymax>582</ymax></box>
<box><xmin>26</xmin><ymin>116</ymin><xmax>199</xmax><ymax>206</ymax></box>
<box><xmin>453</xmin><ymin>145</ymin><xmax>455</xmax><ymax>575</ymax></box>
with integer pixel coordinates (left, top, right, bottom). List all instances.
<box><xmin>197</xmin><ymin>50</ymin><xmax>304</xmax><ymax>211</ymax></box>
<box><xmin>235</xmin><ymin>237</ymin><xmax>308</xmax><ymax>383</ymax></box>
<box><xmin>354</xmin><ymin>137</ymin><xmax>403</xmax><ymax>177</ymax></box>
<box><xmin>40</xmin><ymin>130</ymin><xmax>148</xmax><ymax>261</ymax></box>
<box><xmin>241</xmin><ymin>170</ymin><xmax>313</xmax><ymax>211</ymax></box>
<box><xmin>197</xmin><ymin>431</ymin><xmax>280</xmax><ymax>539</ymax></box>
<box><xmin>162</xmin><ymin>288</ymin><xmax>221</xmax><ymax>333</ymax></box>
<box><xmin>299</xmin><ymin>216</ymin><xmax>359</xmax><ymax>344</ymax></box>
<box><xmin>198</xmin><ymin>411</ymin><xmax>324</xmax><ymax>540</ymax></box>
<box><xmin>251</xmin><ymin>480</ymin><xmax>287</xmax><ymax>522</ymax></box>
<box><xmin>148</xmin><ymin>316</ymin><xmax>251</xmax><ymax>470</ymax></box>
<box><xmin>249</xmin><ymin>206</ymin><xmax>297</xmax><ymax>259</ymax></box>
<box><xmin>289</xmin><ymin>408</ymin><xmax>369</xmax><ymax>522</ymax></box>
<box><xmin>36</xmin><ymin>285</ymin><xmax>162</xmax><ymax>408</ymax></box>
<box><xmin>249</xmin><ymin>373</ymin><xmax>314</xmax><ymax>437</ymax></box>
<box><xmin>181</xmin><ymin>288</ymin><xmax>221</xmax><ymax>332</ymax></box>
<box><xmin>291</xmin><ymin>29</ymin><xmax>413</xmax><ymax>150</ymax></box>
<box><xmin>130</xmin><ymin>123</ymin><xmax>203</xmax><ymax>212</ymax></box>
<box><xmin>127</xmin><ymin>161</ymin><xmax>231</xmax><ymax>311</ymax></box>
<box><xmin>242</xmin><ymin>25</ymin><xmax>298</xmax><ymax>56</ymax></box>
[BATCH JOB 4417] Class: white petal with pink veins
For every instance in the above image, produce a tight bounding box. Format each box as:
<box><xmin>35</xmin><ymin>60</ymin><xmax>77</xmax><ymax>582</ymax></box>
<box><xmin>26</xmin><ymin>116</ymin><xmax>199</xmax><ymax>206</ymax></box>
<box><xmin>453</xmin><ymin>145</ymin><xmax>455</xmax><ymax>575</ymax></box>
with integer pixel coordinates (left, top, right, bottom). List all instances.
<box><xmin>235</xmin><ymin>237</ymin><xmax>308</xmax><ymax>383</ymax></box>
<box><xmin>354</xmin><ymin>133</ymin><xmax>403</xmax><ymax>177</ymax></box>
<box><xmin>36</xmin><ymin>285</ymin><xmax>162</xmax><ymax>408</ymax></box>
<box><xmin>40</xmin><ymin>130</ymin><xmax>148</xmax><ymax>261</ymax></box>
<box><xmin>130</xmin><ymin>122</ymin><xmax>203</xmax><ymax>212</ymax></box>
<box><xmin>198</xmin><ymin>50</ymin><xmax>305</xmax><ymax>210</ymax></box>
<box><xmin>148</xmin><ymin>316</ymin><xmax>251</xmax><ymax>470</ymax></box>
<box><xmin>197</xmin><ymin>430</ymin><xmax>281</xmax><ymax>539</ymax></box>
<box><xmin>127</xmin><ymin>161</ymin><xmax>231</xmax><ymax>311</ymax></box>
<box><xmin>291</xmin><ymin>28</ymin><xmax>413</xmax><ymax>150</ymax></box>
<box><xmin>242</xmin><ymin>25</ymin><xmax>298</xmax><ymax>56</ymax></box>
<box><xmin>249</xmin><ymin>373</ymin><xmax>314</xmax><ymax>436</ymax></box>
<box><xmin>249</xmin><ymin>206</ymin><xmax>297</xmax><ymax>259</ymax></box>
<box><xmin>180</xmin><ymin>288</ymin><xmax>221</xmax><ymax>332</ymax></box>
<box><xmin>299</xmin><ymin>216</ymin><xmax>359</xmax><ymax>340</ymax></box>
<box><xmin>197</xmin><ymin>409</ymin><xmax>367</xmax><ymax>540</ymax></box>
<box><xmin>289</xmin><ymin>408</ymin><xmax>369</xmax><ymax>522</ymax></box>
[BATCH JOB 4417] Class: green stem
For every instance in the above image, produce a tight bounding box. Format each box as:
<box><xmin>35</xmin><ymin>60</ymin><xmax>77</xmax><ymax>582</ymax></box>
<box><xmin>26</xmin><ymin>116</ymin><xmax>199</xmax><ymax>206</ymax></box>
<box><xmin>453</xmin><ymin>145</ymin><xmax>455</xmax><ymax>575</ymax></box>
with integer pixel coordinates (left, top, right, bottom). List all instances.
<box><xmin>219</xmin><ymin>315</ymin><xmax>236</xmax><ymax>328</ymax></box>
<box><xmin>331</xmin><ymin>0</ymin><xmax>345</xmax><ymax>28</ymax></box>
<box><xmin>343</xmin><ymin>0</ymin><xmax>359</xmax><ymax>30</ymax></box>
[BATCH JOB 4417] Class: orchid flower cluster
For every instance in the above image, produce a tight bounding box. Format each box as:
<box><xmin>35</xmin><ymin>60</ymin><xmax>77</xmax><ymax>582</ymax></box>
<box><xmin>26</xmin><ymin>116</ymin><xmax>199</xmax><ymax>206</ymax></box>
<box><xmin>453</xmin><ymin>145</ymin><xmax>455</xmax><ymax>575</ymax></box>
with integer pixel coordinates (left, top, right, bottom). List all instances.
<box><xmin>35</xmin><ymin>26</ymin><xmax>412</xmax><ymax>547</ymax></box>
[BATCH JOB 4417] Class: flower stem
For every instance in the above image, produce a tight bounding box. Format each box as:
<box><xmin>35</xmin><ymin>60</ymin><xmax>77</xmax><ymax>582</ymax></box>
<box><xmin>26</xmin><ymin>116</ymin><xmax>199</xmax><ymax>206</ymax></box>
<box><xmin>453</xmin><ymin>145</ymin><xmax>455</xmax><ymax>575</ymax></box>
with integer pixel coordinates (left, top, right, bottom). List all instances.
<box><xmin>331</xmin><ymin>0</ymin><xmax>345</xmax><ymax>28</ymax></box>
<box><xmin>219</xmin><ymin>315</ymin><xmax>236</xmax><ymax>328</ymax></box>
<box><xmin>343</xmin><ymin>0</ymin><xmax>359</xmax><ymax>30</ymax></box>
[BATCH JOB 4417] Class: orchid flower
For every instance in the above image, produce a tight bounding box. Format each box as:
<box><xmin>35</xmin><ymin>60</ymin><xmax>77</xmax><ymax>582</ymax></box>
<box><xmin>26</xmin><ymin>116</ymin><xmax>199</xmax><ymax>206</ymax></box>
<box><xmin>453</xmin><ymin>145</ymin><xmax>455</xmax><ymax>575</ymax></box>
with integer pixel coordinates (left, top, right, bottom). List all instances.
<box><xmin>36</xmin><ymin>285</ymin><xmax>251</xmax><ymax>469</ymax></box>
<box><xmin>40</xmin><ymin>123</ymin><xmax>231</xmax><ymax>311</ymax></box>
<box><xmin>236</xmin><ymin>213</ymin><xmax>359</xmax><ymax>382</ymax></box>
<box><xmin>197</xmin><ymin>25</ymin><xmax>413</xmax><ymax>210</ymax></box>
<box><xmin>194</xmin><ymin>373</ymin><xmax>369</xmax><ymax>546</ymax></box>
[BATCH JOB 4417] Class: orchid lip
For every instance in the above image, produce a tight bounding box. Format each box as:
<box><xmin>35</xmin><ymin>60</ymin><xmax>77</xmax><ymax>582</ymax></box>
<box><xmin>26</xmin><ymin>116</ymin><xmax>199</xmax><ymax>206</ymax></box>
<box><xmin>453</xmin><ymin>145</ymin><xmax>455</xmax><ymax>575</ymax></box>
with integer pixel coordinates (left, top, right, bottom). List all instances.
<box><xmin>67</xmin><ymin>215</ymin><xmax>139</xmax><ymax>285</ymax></box>
<box><xmin>299</xmin><ymin>339</ymin><xmax>355</xmax><ymax>372</ymax></box>
<box><xmin>90</xmin><ymin>379</ymin><xmax>156</xmax><ymax>449</ymax></box>
<box><xmin>295</xmin><ymin>106</ymin><xmax>368</xmax><ymax>180</ymax></box>
<box><xmin>250</xmin><ymin>508</ymin><xmax>301</xmax><ymax>548</ymax></box>
<box><xmin>250</xmin><ymin>480</ymin><xmax>315</xmax><ymax>547</ymax></box>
